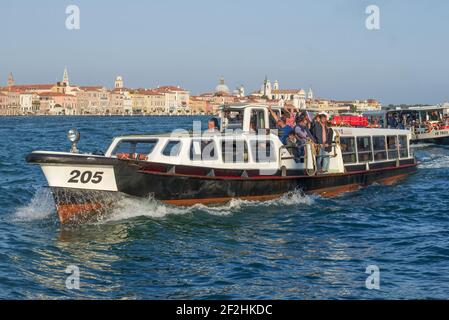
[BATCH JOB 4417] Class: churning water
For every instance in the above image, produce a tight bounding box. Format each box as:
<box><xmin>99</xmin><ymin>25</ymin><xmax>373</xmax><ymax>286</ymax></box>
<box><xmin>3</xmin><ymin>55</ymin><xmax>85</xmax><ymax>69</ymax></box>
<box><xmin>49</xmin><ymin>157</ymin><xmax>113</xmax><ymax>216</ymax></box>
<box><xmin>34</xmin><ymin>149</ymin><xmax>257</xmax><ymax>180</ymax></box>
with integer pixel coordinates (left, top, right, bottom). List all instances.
<box><xmin>1</xmin><ymin>116</ymin><xmax>449</xmax><ymax>299</ymax></box>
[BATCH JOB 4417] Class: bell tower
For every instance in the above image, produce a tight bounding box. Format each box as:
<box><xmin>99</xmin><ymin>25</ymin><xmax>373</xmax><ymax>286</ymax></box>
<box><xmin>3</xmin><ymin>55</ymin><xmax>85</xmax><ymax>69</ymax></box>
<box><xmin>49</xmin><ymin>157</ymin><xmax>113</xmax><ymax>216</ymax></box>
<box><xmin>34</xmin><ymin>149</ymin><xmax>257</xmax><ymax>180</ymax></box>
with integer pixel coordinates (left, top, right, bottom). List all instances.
<box><xmin>307</xmin><ymin>87</ymin><xmax>314</xmax><ymax>100</ymax></box>
<box><xmin>115</xmin><ymin>76</ymin><xmax>124</xmax><ymax>89</ymax></box>
<box><xmin>263</xmin><ymin>76</ymin><xmax>272</xmax><ymax>98</ymax></box>
<box><xmin>62</xmin><ymin>66</ymin><xmax>70</xmax><ymax>86</ymax></box>
<box><xmin>7</xmin><ymin>72</ymin><xmax>14</xmax><ymax>87</ymax></box>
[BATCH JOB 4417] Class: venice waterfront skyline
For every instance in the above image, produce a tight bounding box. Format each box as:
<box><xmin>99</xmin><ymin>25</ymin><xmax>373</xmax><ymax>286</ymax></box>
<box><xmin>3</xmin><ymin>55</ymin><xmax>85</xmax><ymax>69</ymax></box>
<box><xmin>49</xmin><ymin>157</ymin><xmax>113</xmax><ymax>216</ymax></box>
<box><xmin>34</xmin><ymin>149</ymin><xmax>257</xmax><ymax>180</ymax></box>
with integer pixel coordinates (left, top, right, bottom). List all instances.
<box><xmin>1</xmin><ymin>0</ymin><xmax>449</xmax><ymax>105</ymax></box>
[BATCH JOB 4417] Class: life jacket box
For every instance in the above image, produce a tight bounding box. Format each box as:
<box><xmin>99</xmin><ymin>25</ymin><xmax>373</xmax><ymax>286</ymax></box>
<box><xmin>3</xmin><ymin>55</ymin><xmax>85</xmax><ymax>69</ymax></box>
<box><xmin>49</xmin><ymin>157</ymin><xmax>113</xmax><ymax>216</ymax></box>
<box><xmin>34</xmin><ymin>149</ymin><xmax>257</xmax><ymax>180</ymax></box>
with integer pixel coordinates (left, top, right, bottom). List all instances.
<box><xmin>331</xmin><ymin>115</ymin><xmax>369</xmax><ymax>127</ymax></box>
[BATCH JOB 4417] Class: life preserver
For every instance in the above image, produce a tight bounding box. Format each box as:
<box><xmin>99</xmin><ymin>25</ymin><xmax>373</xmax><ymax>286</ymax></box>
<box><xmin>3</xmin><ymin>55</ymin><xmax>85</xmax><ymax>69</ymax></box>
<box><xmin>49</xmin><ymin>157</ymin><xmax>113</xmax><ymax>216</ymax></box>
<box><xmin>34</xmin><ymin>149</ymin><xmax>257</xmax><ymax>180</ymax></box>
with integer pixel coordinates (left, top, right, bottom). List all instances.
<box><xmin>117</xmin><ymin>153</ymin><xmax>130</xmax><ymax>160</ymax></box>
<box><xmin>116</xmin><ymin>153</ymin><xmax>148</xmax><ymax>161</ymax></box>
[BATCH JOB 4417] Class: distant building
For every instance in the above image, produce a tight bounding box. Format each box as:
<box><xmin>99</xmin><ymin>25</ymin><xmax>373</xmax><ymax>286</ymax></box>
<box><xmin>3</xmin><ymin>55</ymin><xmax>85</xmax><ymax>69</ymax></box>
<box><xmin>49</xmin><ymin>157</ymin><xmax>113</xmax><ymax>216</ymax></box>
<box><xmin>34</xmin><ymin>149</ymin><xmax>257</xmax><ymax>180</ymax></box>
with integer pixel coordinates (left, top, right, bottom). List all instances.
<box><xmin>233</xmin><ymin>85</ymin><xmax>245</xmax><ymax>97</ymax></box>
<box><xmin>0</xmin><ymin>84</ymin><xmax>55</xmax><ymax>94</ymax></box>
<box><xmin>19</xmin><ymin>93</ymin><xmax>39</xmax><ymax>114</ymax></box>
<box><xmin>38</xmin><ymin>92</ymin><xmax>77</xmax><ymax>115</ymax></box>
<box><xmin>253</xmin><ymin>78</ymin><xmax>307</xmax><ymax>109</ymax></box>
<box><xmin>215</xmin><ymin>76</ymin><xmax>230</xmax><ymax>95</ymax></box>
<box><xmin>4</xmin><ymin>90</ymin><xmax>21</xmax><ymax>115</ymax></box>
<box><xmin>76</xmin><ymin>86</ymin><xmax>109</xmax><ymax>114</ymax></box>
<box><xmin>109</xmin><ymin>88</ymin><xmax>133</xmax><ymax>115</ymax></box>
<box><xmin>0</xmin><ymin>92</ymin><xmax>9</xmax><ymax>115</ymax></box>
<box><xmin>306</xmin><ymin>98</ymin><xmax>382</xmax><ymax>114</ymax></box>
<box><xmin>189</xmin><ymin>96</ymin><xmax>209</xmax><ymax>114</ymax></box>
<box><xmin>154</xmin><ymin>86</ymin><xmax>190</xmax><ymax>114</ymax></box>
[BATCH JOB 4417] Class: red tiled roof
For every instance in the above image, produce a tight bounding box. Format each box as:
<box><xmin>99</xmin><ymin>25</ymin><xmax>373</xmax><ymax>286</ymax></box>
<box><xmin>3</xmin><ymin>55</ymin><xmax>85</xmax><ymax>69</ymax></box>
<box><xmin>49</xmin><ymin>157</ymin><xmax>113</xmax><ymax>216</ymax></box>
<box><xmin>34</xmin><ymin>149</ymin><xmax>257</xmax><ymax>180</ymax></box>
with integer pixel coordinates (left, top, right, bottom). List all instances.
<box><xmin>79</xmin><ymin>86</ymin><xmax>104</xmax><ymax>91</ymax></box>
<box><xmin>142</xmin><ymin>90</ymin><xmax>163</xmax><ymax>96</ymax></box>
<box><xmin>1</xmin><ymin>84</ymin><xmax>54</xmax><ymax>91</ymax></box>
<box><xmin>111</xmin><ymin>87</ymin><xmax>132</xmax><ymax>92</ymax></box>
<box><xmin>155</xmin><ymin>86</ymin><xmax>188</xmax><ymax>92</ymax></box>
<box><xmin>131</xmin><ymin>89</ymin><xmax>163</xmax><ymax>96</ymax></box>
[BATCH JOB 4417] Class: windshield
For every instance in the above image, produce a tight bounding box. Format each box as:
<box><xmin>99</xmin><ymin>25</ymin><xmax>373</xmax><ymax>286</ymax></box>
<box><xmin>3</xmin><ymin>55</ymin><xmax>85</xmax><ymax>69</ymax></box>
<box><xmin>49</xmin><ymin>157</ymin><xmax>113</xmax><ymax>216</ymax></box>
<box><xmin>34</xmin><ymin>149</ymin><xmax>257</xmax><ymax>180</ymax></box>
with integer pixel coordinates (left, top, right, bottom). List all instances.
<box><xmin>112</xmin><ymin>139</ymin><xmax>158</xmax><ymax>156</ymax></box>
<box><xmin>222</xmin><ymin>109</ymin><xmax>244</xmax><ymax>130</ymax></box>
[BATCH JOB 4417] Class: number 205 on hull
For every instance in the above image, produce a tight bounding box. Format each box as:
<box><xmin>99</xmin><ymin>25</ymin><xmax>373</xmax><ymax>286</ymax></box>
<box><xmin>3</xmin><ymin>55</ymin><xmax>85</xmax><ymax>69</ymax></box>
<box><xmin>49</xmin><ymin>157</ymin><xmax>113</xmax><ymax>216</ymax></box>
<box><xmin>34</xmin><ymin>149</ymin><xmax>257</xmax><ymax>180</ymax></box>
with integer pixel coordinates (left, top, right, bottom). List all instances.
<box><xmin>41</xmin><ymin>165</ymin><xmax>118</xmax><ymax>191</ymax></box>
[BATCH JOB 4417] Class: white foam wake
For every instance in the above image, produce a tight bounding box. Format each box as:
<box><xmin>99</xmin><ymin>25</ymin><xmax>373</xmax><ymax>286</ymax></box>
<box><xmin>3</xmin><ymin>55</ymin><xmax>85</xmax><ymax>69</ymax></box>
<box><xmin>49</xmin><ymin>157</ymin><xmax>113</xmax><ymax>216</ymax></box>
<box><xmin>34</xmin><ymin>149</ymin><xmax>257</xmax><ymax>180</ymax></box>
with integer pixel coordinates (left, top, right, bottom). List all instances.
<box><xmin>14</xmin><ymin>188</ymin><xmax>55</xmax><ymax>221</ymax></box>
<box><xmin>104</xmin><ymin>190</ymin><xmax>315</xmax><ymax>222</ymax></box>
<box><xmin>14</xmin><ymin>188</ymin><xmax>315</xmax><ymax>224</ymax></box>
<box><xmin>418</xmin><ymin>154</ymin><xmax>449</xmax><ymax>169</ymax></box>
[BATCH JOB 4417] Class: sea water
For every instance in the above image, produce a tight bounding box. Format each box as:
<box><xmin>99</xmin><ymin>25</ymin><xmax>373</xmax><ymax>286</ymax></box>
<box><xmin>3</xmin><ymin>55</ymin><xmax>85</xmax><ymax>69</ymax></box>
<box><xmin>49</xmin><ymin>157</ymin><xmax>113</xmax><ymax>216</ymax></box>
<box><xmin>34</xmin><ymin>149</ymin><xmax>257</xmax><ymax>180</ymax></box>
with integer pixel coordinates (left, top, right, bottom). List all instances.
<box><xmin>0</xmin><ymin>116</ymin><xmax>448</xmax><ymax>299</ymax></box>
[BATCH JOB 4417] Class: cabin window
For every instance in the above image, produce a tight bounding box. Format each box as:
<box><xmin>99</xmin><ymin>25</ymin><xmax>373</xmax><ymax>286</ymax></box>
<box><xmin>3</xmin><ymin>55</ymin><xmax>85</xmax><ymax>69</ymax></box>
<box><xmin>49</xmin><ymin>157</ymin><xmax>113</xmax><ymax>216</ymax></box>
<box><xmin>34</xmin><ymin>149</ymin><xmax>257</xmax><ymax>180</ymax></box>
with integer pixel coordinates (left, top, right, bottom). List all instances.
<box><xmin>112</xmin><ymin>139</ymin><xmax>158</xmax><ymax>156</ymax></box>
<box><xmin>249</xmin><ymin>140</ymin><xmax>276</xmax><ymax>162</ymax></box>
<box><xmin>250</xmin><ymin>109</ymin><xmax>266</xmax><ymax>132</ymax></box>
<box><xmin>372</xmin><ymin>136</ymin><xmax>387</xmax><ymax>161</ymax></box>
<box><xmin>357</xmin><ymin>136</ymin><xmax>373</xmax><ymax>163</ymax></box>
<box><xmin>162</xmin><ymin>140</ymin><xmax>182</xmax><ymax>157</ymax></box>
<box><xmin>221</xmin><ymin>140</ymin><xmax>249</xmax><ymax>163</ymax></box>
<box><xmin>387</xmin><ymin>135</ymin><xmax>399</xmax><ymax>159</ymax></box>
<box><xmin>190</xmin><ymin>140</ymin><xmax>217</xmax><ymax>161</ymax></box>
<box><xmin>399</xmin><ymin>135</ymin><xmax>409</xmax><ymax>158</ymax></box>
<box><xmin>340</xmin><ymin>137</ymin><xmax>357</xmax><ymax>164</ymax></box>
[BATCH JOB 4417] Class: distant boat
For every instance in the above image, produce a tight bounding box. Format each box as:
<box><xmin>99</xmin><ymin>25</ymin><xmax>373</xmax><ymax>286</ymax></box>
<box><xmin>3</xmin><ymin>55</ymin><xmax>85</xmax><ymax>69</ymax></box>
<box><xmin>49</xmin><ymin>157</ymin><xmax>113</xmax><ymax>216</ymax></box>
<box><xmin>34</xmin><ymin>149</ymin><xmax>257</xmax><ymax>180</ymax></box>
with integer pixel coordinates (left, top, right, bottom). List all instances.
<box><xmin>27</xmin><ymin>104</ymin><xmax>417</xmax><ymax>224</ymax></box>
<box><xmin>364</xmin><ymin>105</ymin><xmax>449</xmax><ymax>145</ymax></box>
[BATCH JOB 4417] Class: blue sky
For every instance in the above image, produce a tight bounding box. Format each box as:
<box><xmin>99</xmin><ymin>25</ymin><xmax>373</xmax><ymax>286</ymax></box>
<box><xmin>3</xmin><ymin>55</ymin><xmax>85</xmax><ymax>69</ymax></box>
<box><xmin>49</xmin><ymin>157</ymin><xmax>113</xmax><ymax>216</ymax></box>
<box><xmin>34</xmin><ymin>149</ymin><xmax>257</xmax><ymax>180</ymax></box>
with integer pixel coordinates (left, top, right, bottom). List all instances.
<box><xmin>1</xmin><ymin>0</ymin><xmax>448</xmax><ymax>104</ymax></box>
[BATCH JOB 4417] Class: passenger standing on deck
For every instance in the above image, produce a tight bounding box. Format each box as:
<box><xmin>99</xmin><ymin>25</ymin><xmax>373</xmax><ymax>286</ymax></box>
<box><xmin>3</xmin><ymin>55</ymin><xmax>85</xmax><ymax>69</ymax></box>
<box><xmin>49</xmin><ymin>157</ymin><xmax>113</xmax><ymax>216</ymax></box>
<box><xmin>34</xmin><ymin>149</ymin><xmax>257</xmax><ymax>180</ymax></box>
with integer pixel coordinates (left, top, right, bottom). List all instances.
<box><xmin>294</xmin><ymin>115</ymin><xmax>311</xmax><ymax>157</ymax></box>
<box><xmin>387</xmin><ymin>114</ymin><xmax>397</xmax><ymax>128</ymax></box>
<box><xmin>313</xmin><ymin>113</ymin><xmax>331</xmax><ymax>173</ymax></box>
<box><xmin>268</xmin><ymin>106</ymin><xmax>293</xmax><ymax>145</ymax></box>
<box><xmin>284</xmin><ymin>108</ymin><xmax>297</xmax><ymax>128</ymax></box>
<box><xmin>295</xmin><ymin>114</ymin><xmax>317</xmax><ymax>144</ymax></box>
<box><xmin>311</xmin><ymin>114</ymin><xmax>321</xmax><ymax>134</ymax></box>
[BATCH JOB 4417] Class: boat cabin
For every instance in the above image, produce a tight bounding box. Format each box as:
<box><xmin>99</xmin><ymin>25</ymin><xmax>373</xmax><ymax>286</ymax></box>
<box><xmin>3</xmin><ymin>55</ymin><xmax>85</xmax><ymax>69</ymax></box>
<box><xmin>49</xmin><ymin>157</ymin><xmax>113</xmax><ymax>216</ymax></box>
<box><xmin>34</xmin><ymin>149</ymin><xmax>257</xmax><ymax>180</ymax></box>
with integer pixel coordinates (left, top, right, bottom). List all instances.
<box><xmin>218</xmin><ymin>104</ymin><xmax>288</xmax><ymax>132</ymax></box>
<box><xmin>103</xmin><ymin>104</ymin><xmax>414</xmax><ymax>177</ymax></box>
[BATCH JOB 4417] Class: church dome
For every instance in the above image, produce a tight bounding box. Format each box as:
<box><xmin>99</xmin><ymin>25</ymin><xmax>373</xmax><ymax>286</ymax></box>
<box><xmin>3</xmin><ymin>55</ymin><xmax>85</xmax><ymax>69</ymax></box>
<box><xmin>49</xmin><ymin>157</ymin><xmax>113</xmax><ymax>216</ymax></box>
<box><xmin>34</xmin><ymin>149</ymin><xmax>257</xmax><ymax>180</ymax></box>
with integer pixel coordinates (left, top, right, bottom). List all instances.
<box><xmin>215</xmin><ymin>76</ymin><xmax>230</xmax><ymax>94</ymax></box>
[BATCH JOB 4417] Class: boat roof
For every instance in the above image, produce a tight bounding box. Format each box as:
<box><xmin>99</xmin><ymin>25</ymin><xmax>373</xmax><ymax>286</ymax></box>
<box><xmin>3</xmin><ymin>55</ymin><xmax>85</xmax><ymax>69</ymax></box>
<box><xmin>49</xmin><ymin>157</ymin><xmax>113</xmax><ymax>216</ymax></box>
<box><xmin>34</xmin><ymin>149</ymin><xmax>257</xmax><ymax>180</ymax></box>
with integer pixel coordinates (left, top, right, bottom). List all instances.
<box><xmin>114</xmin><ymin>126</ymin><xmax>411</xmax><ymax>141</ymax></box>
<box><xmin>408</xmin><ymin>105</ymin><xmax>447</xmax><ymax>111</ymax></box>
<box><xmin>333</xmin><ymin>127</ymin><xmax>411</xmax><ymax>136</ymax></box>
<box><xmin>219</xmin><ymin>104</ymin><xmax>282</xmax><ymax>110</ymax></box>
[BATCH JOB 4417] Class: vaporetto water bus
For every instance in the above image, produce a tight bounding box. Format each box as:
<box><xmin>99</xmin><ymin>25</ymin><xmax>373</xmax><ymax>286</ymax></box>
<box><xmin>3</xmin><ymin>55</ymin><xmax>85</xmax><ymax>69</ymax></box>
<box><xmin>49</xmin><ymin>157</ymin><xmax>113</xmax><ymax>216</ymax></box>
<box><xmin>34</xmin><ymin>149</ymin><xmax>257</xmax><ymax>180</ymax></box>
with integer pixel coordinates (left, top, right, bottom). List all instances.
<box><xmin>363</xmin><ymin>104</ymin><xmax>449</xmax><ymax>145</ymax></box>
<box><xmin>27</xmin><ymin>104</ymin><xmax>417</xmax><ymax>224</ymax></box>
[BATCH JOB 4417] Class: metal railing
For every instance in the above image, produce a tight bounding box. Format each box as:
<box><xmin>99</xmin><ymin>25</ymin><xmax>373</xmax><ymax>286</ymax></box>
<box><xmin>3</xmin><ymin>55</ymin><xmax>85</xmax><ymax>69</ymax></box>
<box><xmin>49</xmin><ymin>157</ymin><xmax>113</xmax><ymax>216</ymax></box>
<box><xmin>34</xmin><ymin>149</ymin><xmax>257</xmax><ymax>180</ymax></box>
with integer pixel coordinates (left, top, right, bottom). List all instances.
<box><xmin>278</xmin><ymin>140</ymin><xmax>340</xmax><ymax>176</ymax></box>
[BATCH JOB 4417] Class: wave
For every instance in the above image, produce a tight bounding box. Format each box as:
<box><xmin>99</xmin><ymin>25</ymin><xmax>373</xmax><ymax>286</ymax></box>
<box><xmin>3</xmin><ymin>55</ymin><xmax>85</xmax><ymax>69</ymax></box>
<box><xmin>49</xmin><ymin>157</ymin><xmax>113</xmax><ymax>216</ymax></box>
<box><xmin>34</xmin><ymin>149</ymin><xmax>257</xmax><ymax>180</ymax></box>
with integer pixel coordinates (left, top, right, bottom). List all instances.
<box><xmin>13</xmin><ymin>188</ymin><xmax>55</xmax><ymax>222</ymax></box>
<box><xmin>418</xmin><ymin>154</ymin><xmax>449</xmax><ymax>169</ymax></box>
<box><xmin>411</xmin><ymin>143</ymin><xmax>435</xmax><ymax>149</ymax></box>
<box><xmin>104</xmin><ymin>189</ymin><xmax>315</xmax><ymax>223</ymax></box>
<box><xmin>13</xmin><ymin>188</ymin><xmax>315</xmax><ymax>224</ymax></box>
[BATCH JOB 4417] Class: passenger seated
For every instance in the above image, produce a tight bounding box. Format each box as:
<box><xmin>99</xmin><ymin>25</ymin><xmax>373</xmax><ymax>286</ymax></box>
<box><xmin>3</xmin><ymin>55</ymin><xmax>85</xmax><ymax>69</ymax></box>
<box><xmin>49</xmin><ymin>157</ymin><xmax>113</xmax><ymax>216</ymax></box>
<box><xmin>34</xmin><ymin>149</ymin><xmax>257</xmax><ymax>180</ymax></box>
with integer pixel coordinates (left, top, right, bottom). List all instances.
<box><xmin>285</xmin><ymin>131</ymin><xmax>302</xmax><ymax>160</ymax></box>
<box><xmin>207</xmin><ymin>117</ymin><xmax>220</xmax><ymax>133</ymax></box>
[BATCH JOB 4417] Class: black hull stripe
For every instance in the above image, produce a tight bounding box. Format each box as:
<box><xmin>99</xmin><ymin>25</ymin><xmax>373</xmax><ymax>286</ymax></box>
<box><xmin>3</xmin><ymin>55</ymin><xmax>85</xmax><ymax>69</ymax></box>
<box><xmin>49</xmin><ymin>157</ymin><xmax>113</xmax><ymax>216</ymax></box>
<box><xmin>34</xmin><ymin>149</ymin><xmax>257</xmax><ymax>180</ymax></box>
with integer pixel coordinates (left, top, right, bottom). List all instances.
<box><xmin>137</xmin><ymin>163</ymin><xmax>417</xmax><ymax>181</ymax></box>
